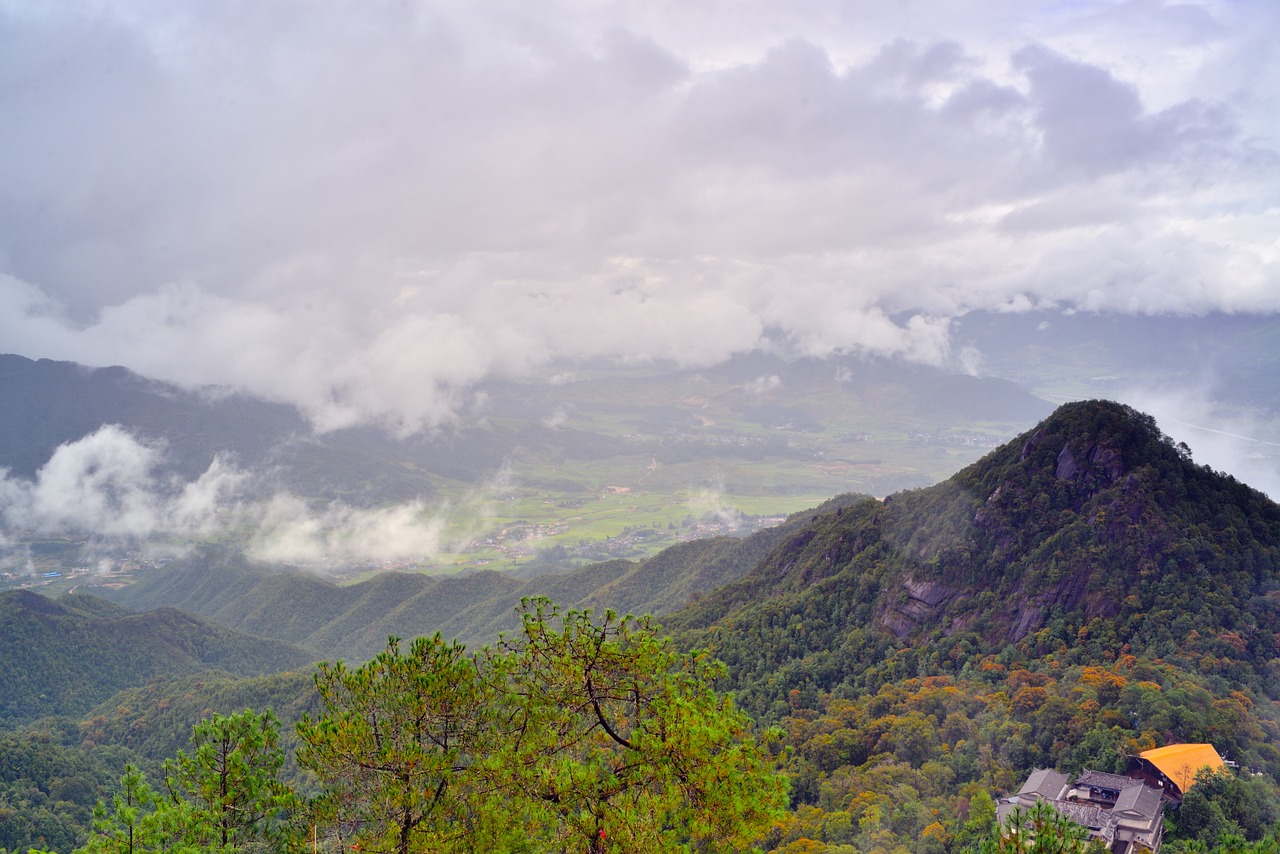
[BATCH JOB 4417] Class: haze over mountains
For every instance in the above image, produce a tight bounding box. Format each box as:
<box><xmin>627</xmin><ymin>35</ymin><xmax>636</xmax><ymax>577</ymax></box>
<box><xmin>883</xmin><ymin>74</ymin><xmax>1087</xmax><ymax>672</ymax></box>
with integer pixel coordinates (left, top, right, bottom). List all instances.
<box><xmin>0</xmin><ymin>347</ymin><xmax>1055</xmax><ymax>577</ymax></box>
<box><xmin>72</xmin><ymin>395</ymin><xmax>1280</xmax><ymax>710</ymax></box>
<box><xmin>73</xmin><ymin>399</ymin><xmax>1280</xmax><ymax>688</ymax></box>
<box><xmin>5</xmin><ymin>305</ymin><xmax>1280</xmax><ymax>581</ymax></box>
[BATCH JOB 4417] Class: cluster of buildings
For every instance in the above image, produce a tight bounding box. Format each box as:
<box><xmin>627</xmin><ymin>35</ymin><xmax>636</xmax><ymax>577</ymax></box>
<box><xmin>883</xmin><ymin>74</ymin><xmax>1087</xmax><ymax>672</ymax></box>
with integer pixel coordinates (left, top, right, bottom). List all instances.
<box><xmin>999</xmin><ymin>744</ymin><xmax>1226</xmax><ymax>854</ymax></box>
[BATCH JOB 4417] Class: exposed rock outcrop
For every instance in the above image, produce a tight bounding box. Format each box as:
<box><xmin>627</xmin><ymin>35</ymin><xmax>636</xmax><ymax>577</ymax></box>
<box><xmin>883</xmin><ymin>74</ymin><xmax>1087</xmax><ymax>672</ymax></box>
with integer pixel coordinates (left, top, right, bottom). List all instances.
<box><xmin>883</xmin><ymin>577</ymin><xmax>960</xmax><ymax>638</ymax></box>
<box><xmin>1055</xmin><ymin>440</ymin><xmax>1126</xmax><ymax>488</ymax></box>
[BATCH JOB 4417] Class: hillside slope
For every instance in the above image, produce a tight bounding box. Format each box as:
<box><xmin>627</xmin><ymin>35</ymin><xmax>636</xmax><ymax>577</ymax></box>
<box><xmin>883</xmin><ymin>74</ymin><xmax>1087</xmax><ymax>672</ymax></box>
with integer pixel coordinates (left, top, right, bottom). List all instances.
<box><xmin>12</xmin><ymin>400</ymin><xmax>1280</xmax><ymax>854</ymax></box>
<box><xmin>0</xmin><ymin>590</ymin><xmax>315</xmax><ymax>726</ymax></box>
<box><xmin>93</xmin><ymin>497</ymin><xmax>866</xmax><ymax>660</ymax></box>
<box><xmin>9</xmin><ymin>400</ymin><xmax>1280</xmax><ymax>854</ymax></box>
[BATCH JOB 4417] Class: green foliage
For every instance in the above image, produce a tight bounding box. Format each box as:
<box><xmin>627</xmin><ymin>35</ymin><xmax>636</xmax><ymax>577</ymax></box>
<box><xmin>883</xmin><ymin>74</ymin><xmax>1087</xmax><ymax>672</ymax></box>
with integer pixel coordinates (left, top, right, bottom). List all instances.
<box><xmin>486</xmin><ymin>598</ymin><xmax>788</xmax><ymax>852</ymax></box>
<box><xmin>0</xmin><ymin>723</ymin><xmax>128</xmax><ymax>854</ymax></box>
<box><xmin>75</xmin><ymin>711</ymin><xmax>298</xmax><ymax>854</ymax></box>
<box><xmin>8</xmin><ymin>400</ymin><xmax>1280</xmax><ymax>853</ymax></box>
<box><xmin>78</xmin><ymin>670</ymin><xmax>320</xmax><ymax>773</ymax></box>
<box><xmin>297</xmin><ymin>598</ymin><xmax>787</xmax><ymax>853</ymax></box>
<box><xmin>1172</xmin><ymin>768</ymin><xmax>1280</xmax><ymax>849</ymax></box>
<box><xmin>75</xmin><ymin>764</ymin><xmax>168</xmax><ymax>854</ymax></box>
<box><xmin>656</xmin><ymin>453</ymin><xmax>1280</xmax><ymax>846</ymax></box>
<box><xmin>756</xmin><ymin>649</ymin><xmax>1280</xmax><ymax>854</ymax></box>
<box><xmin>297</xmin><ymin>634</ymin><xmax>489</xmax><ymax>854</ymax></box>
<box><xmin>979</xmin><ymin>800</ymin><xmax>1091</xmax><ymax>854</ymax></box>
<box><xmin>159</xmin><ymin>710</ymin><xmax>298</xmax><ymax>852</ymax></box>
<box><xmin>957</xmin><ymin>789</ymin><xmax>998</xmax><ymax>851</ymax></box>
<box><xmin>0</xmin><ymin>591</ymin><xmax>313</xmax><ymax>728</ymax></box>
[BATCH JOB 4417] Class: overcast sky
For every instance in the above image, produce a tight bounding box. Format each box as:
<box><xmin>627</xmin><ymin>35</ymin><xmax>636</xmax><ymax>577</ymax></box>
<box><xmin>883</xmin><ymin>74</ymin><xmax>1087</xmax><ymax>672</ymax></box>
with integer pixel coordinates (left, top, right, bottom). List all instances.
<box><xmin>1</xmin><ymin>0</ymin><xmax>1277</xmax><ymax>433</ymax></box>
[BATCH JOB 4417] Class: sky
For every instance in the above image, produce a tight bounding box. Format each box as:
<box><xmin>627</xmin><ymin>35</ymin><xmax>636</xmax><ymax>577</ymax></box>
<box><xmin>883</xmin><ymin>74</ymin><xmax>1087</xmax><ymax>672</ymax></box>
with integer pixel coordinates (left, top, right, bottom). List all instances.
<box><xmin>1</xmin><ymin>0</ymin><xmax>1278</xmax><ymax>436</ymax></box>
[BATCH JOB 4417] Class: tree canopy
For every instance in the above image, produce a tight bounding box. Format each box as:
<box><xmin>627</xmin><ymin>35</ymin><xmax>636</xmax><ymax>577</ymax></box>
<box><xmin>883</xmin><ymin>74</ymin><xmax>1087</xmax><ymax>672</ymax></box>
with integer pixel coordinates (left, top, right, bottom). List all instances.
<box><xmin>295</xmin><ymin>597</ymin><xmax>787</xmax><ymax>853</ymax></box>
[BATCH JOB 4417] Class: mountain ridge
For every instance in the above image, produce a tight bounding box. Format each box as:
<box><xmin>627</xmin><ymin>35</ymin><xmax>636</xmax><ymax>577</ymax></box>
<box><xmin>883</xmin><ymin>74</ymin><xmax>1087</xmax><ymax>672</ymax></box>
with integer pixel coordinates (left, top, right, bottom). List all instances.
<box><xmin>92</xmin><ymin>498</ymin><xmax>856</xmax><ymax>659</ymax></box>
<box><xmin>0</xmin><ymin>588</ymin><xmax>316</xmax><ymax>726</ymax></box>
<box><xmin>4</xmin><ymin>399</ymin><xmax>1280</xmax><ymax>853</ymax></box>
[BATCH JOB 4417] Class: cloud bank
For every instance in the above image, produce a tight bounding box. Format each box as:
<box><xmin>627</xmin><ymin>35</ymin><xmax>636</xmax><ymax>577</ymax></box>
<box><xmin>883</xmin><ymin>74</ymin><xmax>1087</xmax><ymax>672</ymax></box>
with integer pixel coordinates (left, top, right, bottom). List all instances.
<box><xmin>1</xmin><ymin>1</ymin><xmax>1276</xmax><ymax>432</ymax></box>
<box><xmin>0</xmin><ymin>425</ymin><xmax>244</xmax><ymax>538</ymax></box>
<box><xmin>0</xmin><ymin>426</ymin><xmax>462</xmax><ymax>566</ymax></box>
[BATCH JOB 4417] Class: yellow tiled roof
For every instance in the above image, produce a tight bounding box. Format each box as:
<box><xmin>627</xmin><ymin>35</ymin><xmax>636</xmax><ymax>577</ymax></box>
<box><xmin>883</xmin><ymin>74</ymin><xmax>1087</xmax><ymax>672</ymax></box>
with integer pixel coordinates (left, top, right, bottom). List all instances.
<box><xmin>1140</xmin><ymin>744</ymin><xmax>1224</xmax><ymax>793</ymax></box>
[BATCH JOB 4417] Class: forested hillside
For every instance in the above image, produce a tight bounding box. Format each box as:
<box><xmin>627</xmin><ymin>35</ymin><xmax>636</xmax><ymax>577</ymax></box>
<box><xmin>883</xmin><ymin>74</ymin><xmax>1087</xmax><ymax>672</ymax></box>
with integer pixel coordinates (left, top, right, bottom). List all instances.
<box><xmin>671</xmin><ymin>400</ymin><xmax>1280</xmax><ymax>713</ymax></box>
<box><xmin>663</xmin><ymin>400</ymin><xmax>1280</xmax><ymax>851</ymax></box>
<box><xmin>3</xmin><ymin>400</ymin><xmax>1280</xmax><ymax>852</ymax></box>
<box><xmin>0</xmin><ymin>590</ymin><xmax>314</xmax><ymax>726</ymax></box>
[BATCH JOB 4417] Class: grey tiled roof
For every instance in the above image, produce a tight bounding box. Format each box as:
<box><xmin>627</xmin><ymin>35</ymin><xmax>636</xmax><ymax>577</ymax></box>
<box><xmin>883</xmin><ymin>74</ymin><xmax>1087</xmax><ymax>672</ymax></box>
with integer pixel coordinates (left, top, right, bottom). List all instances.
<box><xmin>1051</xmin><ymin>801</ymin><xmax>1113</xmax><ymax>835</ymax></box>
<box><xmin>1019</xmin><ymin>768</ymin><xmax>1070</xmax><ymax>800</ymax></box>
<box><xmin>1077</xmin><ymin>770</ymin><xmax>1136</xmax><ymax>791</ymax></box>
<box><xmin>1113</xmin><ymin>783</ymin><xmax>1162</xmax><ymax>822</ymax></box>
<box><xmin>1004</xmin><ymin>767</ymin><xmax>1167</xmax><ymax>852</ymax></box>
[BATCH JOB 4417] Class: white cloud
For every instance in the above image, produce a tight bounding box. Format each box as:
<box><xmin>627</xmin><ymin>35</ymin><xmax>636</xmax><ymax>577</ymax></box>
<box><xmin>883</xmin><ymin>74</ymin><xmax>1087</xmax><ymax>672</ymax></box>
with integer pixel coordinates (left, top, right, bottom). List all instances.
<box><xmin>1116</xmin><ymin>386</ymin><xmax>1280</xmax><ymax>501</ymax></box>
<box><xmin>0</xmin><ymin>425</ymin><xmax>472</xmax><ymax>564</ymax></box>
<box><xmin>0</xmin><ymin>1</ymin><xmax>1274</xmax><ymax>433</ymax></box>
<box><xmin>246</xmin><ymin>495</ymin><xmax>448</xmax><ymax>565</ymax></box>
<box><xmin>744</xmin><ymin>375</ymin><xmax>782</xmax><ymax>398</ymax></box>
<box><xmin>0</xmin><ymin>425</ymin><xmax>243</xmax><ymax>537</ymax></box>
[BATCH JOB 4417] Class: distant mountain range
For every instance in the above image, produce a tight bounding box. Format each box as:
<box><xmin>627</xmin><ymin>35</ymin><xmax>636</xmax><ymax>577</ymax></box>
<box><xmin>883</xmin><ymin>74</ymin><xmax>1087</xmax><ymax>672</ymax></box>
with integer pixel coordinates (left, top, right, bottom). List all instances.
<box><xmin>0</xmin><ymin>350</ymin><xmax>1051</xmax><ymax>498</ymax></box>
<box><xmin>1</xmin><ymin>349</ymin><xmax>1059</xmax><ymax>574</ymax></box>
<box><xmin>0</xmin><ymin>353</ymin><xmax>452</xmax><ymax>501</ymax></box>
<box><xmin>951</xmin><ymin>309</ymin><xmax>1280</xmax><ymax>408</ymax></box>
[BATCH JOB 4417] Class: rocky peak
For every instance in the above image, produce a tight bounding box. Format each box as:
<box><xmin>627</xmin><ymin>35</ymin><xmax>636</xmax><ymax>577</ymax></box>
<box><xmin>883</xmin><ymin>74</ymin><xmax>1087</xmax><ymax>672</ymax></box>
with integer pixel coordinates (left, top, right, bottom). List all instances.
<box><xmin>1056</xmin><ymin>440</ymin><xmax>1126</xmax><ymax>485</ymax></box>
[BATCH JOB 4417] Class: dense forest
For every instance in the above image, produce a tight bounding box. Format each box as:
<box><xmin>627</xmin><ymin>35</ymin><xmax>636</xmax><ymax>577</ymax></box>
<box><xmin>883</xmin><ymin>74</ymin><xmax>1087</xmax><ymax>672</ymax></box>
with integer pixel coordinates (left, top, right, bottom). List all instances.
<box><xmin>3</xmin><ymin>401</ymin><xmax>1280</xmax><ymax>852</ymax></box>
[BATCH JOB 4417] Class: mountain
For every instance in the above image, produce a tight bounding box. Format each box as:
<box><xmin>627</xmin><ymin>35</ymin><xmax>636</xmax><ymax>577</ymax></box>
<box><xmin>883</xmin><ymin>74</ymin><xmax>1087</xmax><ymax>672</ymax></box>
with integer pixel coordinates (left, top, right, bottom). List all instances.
<box><xmin>94</xmin><ymin>399</ymin><xmax>1280</xmax><ymax>686</ymax></box>
<box><xmin>0</xmin><ymin>589</ymin><xmax>315</xmax><ymax>726</ymax></box>
<box><xmin>0</xmin><ymin>354</ymin><xmax>445</xmax><ymax>502</ymax></box>
<box><xmin>3</xmin><ymin>351</ymin><xmax>1059</xmax><ymax>575</ymax></box>
<box><xmin>1</xmin><ymin>351</ymin><xmax>1051</xmax><ymax>497</ymax></box>
<box><xmin>637</xmin><ymin>399</ymin><xmax>1280</xmax><ymax>851</ymax></box>
<box><xmin>666</xmin><ymin>399</ymin><xmax>1280</xmax><ymax>714</ymax></box>
<box><xmin>93</xmin><ymin>499</ymin><xmax>858</xmax><ymax>659</ymax></box>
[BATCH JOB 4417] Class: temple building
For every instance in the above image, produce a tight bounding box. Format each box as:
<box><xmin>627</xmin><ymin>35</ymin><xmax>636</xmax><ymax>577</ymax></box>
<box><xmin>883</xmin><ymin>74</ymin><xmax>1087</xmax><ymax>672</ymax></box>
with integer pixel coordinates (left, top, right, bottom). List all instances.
<box><xmin>999</xmin><ymin>768</ymin><xmax>1165</xmax><ymax>853</ymax></box>
<box><xmin>1128</xmin><ymin>744</ymin><xmax>1225</xmax><ymax>805</ymax></box>
<box><xmin>999</xmin><ymin>744</ymin><xmax>1227</xmax><ymax>853</ymax></box>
